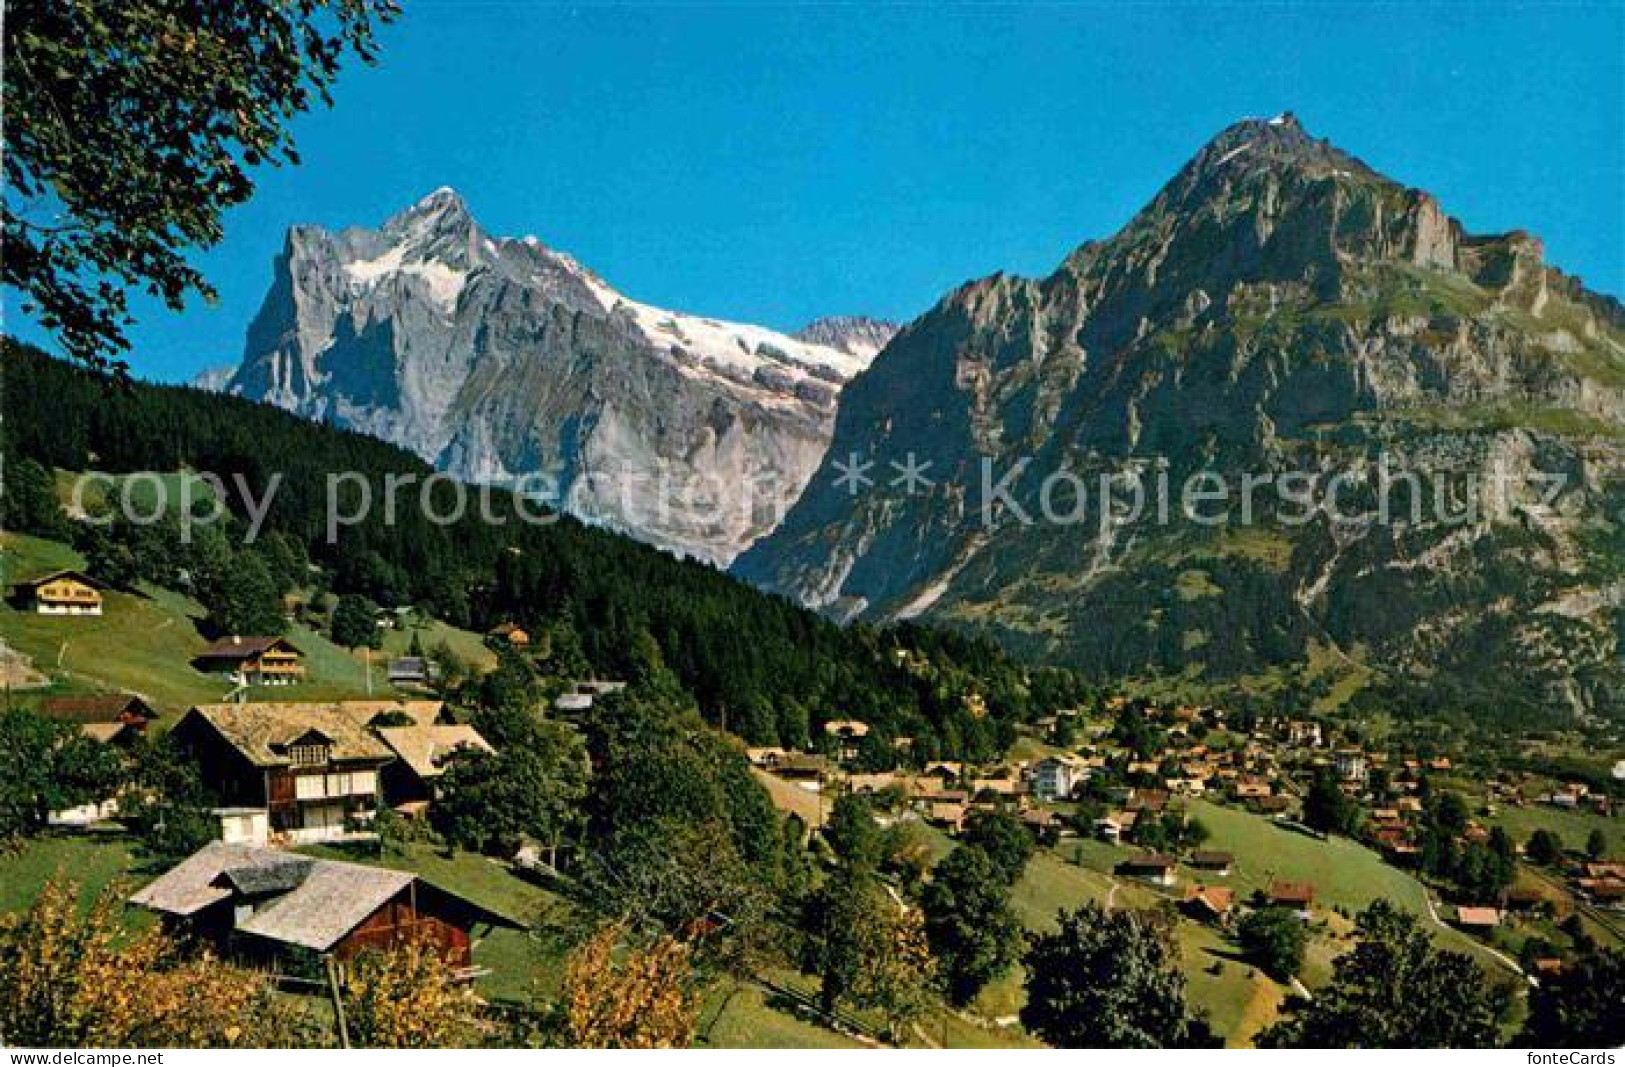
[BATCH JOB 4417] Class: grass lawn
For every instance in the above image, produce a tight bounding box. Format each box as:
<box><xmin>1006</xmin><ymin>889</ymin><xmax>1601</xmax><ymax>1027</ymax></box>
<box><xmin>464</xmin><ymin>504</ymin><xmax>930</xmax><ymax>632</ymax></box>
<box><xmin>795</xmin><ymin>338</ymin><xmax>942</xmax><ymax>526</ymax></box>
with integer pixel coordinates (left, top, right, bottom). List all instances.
<box><xmin>0</xmin><ymin>832</ymin><xmax>153</xmax><ymax>917</ymax></box>
<box><xmin>697</xmin><ymin>982</ymin><xmax>865</xmax><ymax>1049</ymax></box>
<box><xmin>1175</xmin><ymin>920</ymin><xmax>1283</xmax><ymax>1047</ymax></box>
<box><xmin>1487</xmin><ymin>803</ymin><xmax>1621</xmax><ymax>858</ymax></box>
<box><xmin>1182</xmin><ymin>800</ymin><xmax>1516</xmax><ymax>973</ymax></box>
<box><xmin>2</xmin><ymin>534</ymin><xmax>225</xmax><ymax>712</ymax></box>
<box><xmin>752</xmin><ymin>769</ymin><xmax>827</xmax><ymax>827</ymax></box>
<box><xmin>1182</xmin><ymin>799</ymin><xmax>1438</xmax><ymax>915</ymax></box>
<box><xmin>1011</xmin><ymin>848</ymin><xmax>1154</xmax><ymax>930</ymax></box>
<box><xmin>1000</xmin><ymin>840</ymin><xmax>1281</xmax><ymax>1046</ymax></box>
<box><xmin>53</xmin><ymin>469</ymin><xmax>221</xmax><ymax>518</ymax></box>
<box><xmin>373</xmin><ymin>619</ymin><xmax>497</xmax><ymax>674</ymax></box>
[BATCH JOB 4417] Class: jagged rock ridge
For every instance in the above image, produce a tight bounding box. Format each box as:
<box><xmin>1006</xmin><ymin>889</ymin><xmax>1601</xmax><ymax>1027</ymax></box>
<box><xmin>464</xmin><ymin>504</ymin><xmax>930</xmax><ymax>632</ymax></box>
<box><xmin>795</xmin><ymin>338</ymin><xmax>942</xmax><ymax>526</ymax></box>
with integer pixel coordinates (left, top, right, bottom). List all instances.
<box><xmin>735</xmin><ymin>114</ymin><xmax>1625</xmax><ymax>721</ymax></box>
<box><xmin>226</xmin><ymin>188</ymin><xmax>889</xmax><ymax>565</ymax></box>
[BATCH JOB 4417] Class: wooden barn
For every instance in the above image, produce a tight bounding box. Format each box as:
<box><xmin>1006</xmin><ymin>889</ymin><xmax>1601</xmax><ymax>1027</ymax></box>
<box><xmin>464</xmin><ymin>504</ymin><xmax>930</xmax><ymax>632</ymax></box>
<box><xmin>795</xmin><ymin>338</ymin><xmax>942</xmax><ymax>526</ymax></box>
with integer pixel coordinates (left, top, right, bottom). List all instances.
<box><xmin>129</xmin><ymin>842</ymin><xmax>522</xmax><ymax>974</ymax></box>
<box><xmin>39</xmin><ymin>693</ymin><xmax>158</xmax><ymax>743</ymax></box>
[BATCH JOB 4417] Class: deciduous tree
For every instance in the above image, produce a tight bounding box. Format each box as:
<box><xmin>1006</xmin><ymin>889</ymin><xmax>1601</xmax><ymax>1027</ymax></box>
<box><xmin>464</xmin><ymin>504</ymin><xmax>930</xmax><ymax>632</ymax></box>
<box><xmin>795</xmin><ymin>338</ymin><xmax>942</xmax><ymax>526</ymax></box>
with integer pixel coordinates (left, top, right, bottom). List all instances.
<box><xmin>0</xmin><ymin>878</ymin><xmax>318</xmax><ymax>1047</ymax></box>
<box><xmin>962</xmin><ymin>808</ymin><xmax>1035</xmax><ymax>884</ymax></box>
<box><xmin>432</xmin><ymin>716</ymin><xmax>589</xmax><ymax>858</ymax></box>
<box><xmin>0</xmin><ymin>709</ymin><xmax>123</xmax><ymax>840</ymax></box>
<box><xmin>556</xmin><ymin>924</ymin><xmax>699</xmax><ymax>1048</ymax></box>
<box><xmin>330</xmin><ymin>593</ymin><xmax>380</xmax><ymax>650</ymax></box>
<box><xmin>3</xmin><ymin>0</ymin><xmax>398</xmax><ymax>371</ymax></box>
<box><xmin>921</xmin><ymin>844</ymin><xmax>1023</xmax><ymax>1005</ymax></box>
<box><xmin>802</xmin><ymin>866</ymin><xmax>937</xmax><ymax>1037</ymax></box>
<box><xmin>1237</xmin><ymin>906</ymin><xmax>1307</xmax><ymax>981</ymax></box>
<box><xmin>1259</xmin><ymin>899</ymin><xmax>1501</xmax><ymax>1048</ymax></box>
<box><xmin>1520</xmin><ymin>946</ymin><xmax>1625</xmax><ymax>1048</ymax></box>
<box><xmin>343</xmin><ymin>935</ymin><xmax>481</xmax><ymax>1048</ymax></box>
<box><xmin>1526</xmin><ymin>829</ymin><xmax>1564</xmax><ymax>866</ymax></box>
<box><xmin>1020</xmin><ymin>902</ymin><xmax>1198</xmax><ymax>1048</ymax></box>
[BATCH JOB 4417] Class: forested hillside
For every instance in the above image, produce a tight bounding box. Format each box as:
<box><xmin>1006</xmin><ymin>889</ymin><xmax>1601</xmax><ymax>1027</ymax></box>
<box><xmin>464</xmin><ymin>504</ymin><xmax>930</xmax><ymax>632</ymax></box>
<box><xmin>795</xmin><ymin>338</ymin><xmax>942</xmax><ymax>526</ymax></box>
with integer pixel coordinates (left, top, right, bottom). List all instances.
<box><xmin>2</xmin><ymin>340</ymin><xmax>1088</xmax><ymax>757</ymax></box>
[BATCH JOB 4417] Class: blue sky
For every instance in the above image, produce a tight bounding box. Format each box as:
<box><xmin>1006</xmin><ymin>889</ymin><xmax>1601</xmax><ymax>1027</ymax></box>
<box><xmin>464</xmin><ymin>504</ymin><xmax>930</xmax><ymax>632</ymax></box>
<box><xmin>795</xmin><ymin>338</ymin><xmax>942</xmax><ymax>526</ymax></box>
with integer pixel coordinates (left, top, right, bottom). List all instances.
<box><xmin>7</xmin><ymin>2</ymin><xmax>1623</xmax><ymax>383</ymax></box>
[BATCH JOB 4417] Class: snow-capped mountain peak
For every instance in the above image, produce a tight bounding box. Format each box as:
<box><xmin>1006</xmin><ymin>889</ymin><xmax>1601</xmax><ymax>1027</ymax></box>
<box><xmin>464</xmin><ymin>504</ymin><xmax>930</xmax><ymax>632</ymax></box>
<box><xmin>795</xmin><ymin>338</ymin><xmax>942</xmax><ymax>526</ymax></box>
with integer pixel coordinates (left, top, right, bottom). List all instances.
<box><xmin>223</xmin><ymin>188</ymin><xmax>891</xmax><ymax>565</ymax></box>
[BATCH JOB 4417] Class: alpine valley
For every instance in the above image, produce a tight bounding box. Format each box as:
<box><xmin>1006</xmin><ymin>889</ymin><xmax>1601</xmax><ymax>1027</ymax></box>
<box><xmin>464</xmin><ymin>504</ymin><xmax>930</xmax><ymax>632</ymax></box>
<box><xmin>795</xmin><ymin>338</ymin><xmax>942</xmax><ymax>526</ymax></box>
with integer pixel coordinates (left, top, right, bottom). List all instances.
<box><xmin>220</xmin><ymin>116</ymin><xmax>1625</xmax><ymax>724</ymax></box>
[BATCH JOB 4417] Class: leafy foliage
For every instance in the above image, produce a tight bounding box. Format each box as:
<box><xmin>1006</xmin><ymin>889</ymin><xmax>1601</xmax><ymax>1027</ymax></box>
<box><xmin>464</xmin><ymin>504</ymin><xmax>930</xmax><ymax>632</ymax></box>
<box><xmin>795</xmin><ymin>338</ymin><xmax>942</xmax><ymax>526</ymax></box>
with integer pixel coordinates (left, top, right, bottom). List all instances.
<box><xmin>824</xmin><ymin>791</ymin><xmax>883</xmax><ymax>869</ymax></box>
<box><xmin>1303</xmin><ymin>769</ymin><xmax>1359</xmax><ymax>835</ymax></box>
<box><xmin>208</xmin><ymin>546</ymin><xmax>286</xmax><ymax>636</ymax></box>
<box><xmin>1020</xmin><ymin>902</ymin><xmax>1200</xmax><ymax>1048</ymax></box>
<box><xmin>121</xmin><ymin>735</ymin><xmax>222</xmax><ymax>862</ymax></box>
<box><xmin>432</xmin><ymin>717</ymin><xmax>589</xmax><ymax>859</ymax></box>
<box><xmin>1519</xmin><ymin>946</ymin><xmax>1625</xmax><ymax>1048</ymax></box>
<box><xmin>555</xmin><ymin>924</ymin><xmax>700</xmax><ymax>1049</ymax></box>
<box><xmin>1236</xmin><ymin>906</ymin><xmax>1307</xmax><ymax>981</ymax></box>
<box><xmin>1525</xmin><ymin>829</ymin><xmax>1564</xmax><ymax>866</ymax></box>
<box><xmin>342</xmin><ymin>936</ymin><xmax>481</xmax><ymax>1048</ymax></box>
<box><xmin>961</xmin><ymin>808</ymin><xmax>1035</xmax><ymax>884</ymax></box>
<box><xmin>800</xmin><ymin>865</ymin><xmax>936</xmax><ymax>1037</ymax></box>
<box><xmin>0</xmin><ymin>708</ymin><xmax>124</xmax><ymax>840</ymax></box>
<box><xmin>1259</xmin><ymin>899</ymin><xmax>1502</xmax><ymax>1048</ymax></box>
<box><xmin>2</xmin><ymin>0</ymin><xmax>397</xmax><ymax>371</ymax></box>
<box><xmin>331</xmin><ymin>593</ymin><xmax>380</xmax><ymax>649</ymax></box>
<box><xmin>0</xmin><ymin>877</ymin><xmax>319</xmax><ymax>1046</ymax></box>
<box><xmin>0</xmin><ymin>456</ymin><xmax>68</xmax><ymax>539</ymax></box>
<box><xmin>921</xmin><ymin>844</ymin><xmax>1023</xmax><ymax>1005</ymax></box>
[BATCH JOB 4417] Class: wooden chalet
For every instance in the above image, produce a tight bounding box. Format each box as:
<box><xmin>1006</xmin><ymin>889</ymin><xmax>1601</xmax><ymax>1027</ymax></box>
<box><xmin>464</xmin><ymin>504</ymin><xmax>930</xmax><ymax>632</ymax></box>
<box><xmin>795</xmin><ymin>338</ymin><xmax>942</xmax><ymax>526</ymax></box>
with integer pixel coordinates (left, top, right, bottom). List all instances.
<box><xmin>1181</xmin><ymin>884</ymin><xmax>1234</xmax><ymax>924</ymax></box>
<box><xmin>1117</xmin><ymin>853</ymin><xmax>1179</xmax><ymax>886</ymax></box>
<box><xmin>171</xmin><ymin>702</ymin><xmax>395</xmax><ymax>844</ymax></box>
<box><xmin>823</xmin><ymin>719</ymin><xmax>870</xmax><ymax>763</ymax></box>
<box><xmin>1267</xmin><ymin>879</ymin><xmax>1317</xmax><ymax>916</ymax></box>
<box><xmin>1453</xmin><ymin>906</ymin><xmax>1503</xmax><ymax>930</ymax></box>
<box><xmin>10</xmin><ymin>570</ymin><xmax>106</xmax><ymax>616</ymax></box>
<box><xmin>368</xmin><ymin>702</ymin><xmax>493</xmax><ymax>812</ymax></box>
<box><xmin>1576</xmin><ymin>877</ymin><xmax>1625</xmax><ymax>905</ymax></box>
<box><xmin>1188</xmin><ymin>850</ymin><xmax>1234</xmax><ymax>876</ymax></box>
<box><xmin>926</xmin><ymin>799</ymin><xmax>968</xmax><ymax>832</ymax></box>
<box><xmin>130</xmin><ymin>842</ymin><xmax>522</xmax><ymax>974</ymax></box>
<box><xmin>386</xmin><ymin>656</ymin><xmax>432</xmax><ymax>686</ymax></box>
<box><xmin>38</xmin><ymin>693</ymin><xmax>158</xmax><ymax>743</ymax></box>
<box><xmin>773</xmin><ymin>752</ymin><xmax>832</xmax><ymax>784</ymax></box>
<box><xmin>193</xmin><ymin>636</ymin><xmax>305</xmax><ymax>686</ymax></box>
<box><xmin>1094</xmin><ymin>814</ymin><xmax>1127</xmax><ymax>842</ymax></box>
<box><xmin>38</xmin><ymin>694</ymin><xmax>158</xmax><ymax>825</ymax></box>
<box><xmin>1126</xmin><ymin>788</ymin><xmax>1169</xmax><ymax>813</ymax></box>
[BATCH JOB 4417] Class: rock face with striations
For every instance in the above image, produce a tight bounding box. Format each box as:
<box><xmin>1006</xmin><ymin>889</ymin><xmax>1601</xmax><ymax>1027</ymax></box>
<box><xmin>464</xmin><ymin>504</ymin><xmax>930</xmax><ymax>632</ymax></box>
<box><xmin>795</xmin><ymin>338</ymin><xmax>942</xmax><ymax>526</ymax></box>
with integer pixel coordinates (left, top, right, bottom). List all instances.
<box><xmin>734</xmin><ymin>115</ymin><xmax>1625</xmax><ymax>722</ymax></box>
<box><xmin>226</xmin><ymin>188</ymin><xmax>893</xmax><ymax>565</ymax></box>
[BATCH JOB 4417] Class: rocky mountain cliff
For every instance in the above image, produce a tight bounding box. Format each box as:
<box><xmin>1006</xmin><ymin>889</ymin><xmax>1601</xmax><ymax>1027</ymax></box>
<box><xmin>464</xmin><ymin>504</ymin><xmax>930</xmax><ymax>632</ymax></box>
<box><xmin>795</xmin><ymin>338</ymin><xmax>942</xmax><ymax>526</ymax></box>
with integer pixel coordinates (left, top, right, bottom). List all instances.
<box><xmin>735</xmin><ymin>115</ymin><xmax>1625</xmax><ymax>722</ymax></box>
<box><xmin>225</xmin><ymin>188</ymin><xmax>893</xmax><ymax>565</ymax></box>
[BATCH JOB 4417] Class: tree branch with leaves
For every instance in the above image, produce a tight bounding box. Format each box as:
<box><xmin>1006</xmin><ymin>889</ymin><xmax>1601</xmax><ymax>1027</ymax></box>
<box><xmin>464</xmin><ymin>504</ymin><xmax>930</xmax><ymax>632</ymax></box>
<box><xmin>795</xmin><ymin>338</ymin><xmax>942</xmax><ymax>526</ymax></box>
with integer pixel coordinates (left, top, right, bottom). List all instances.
<box><xmin>3</xmin><ymin>0</ymin><xmax>398</xmax><ymax>372</ymax></box>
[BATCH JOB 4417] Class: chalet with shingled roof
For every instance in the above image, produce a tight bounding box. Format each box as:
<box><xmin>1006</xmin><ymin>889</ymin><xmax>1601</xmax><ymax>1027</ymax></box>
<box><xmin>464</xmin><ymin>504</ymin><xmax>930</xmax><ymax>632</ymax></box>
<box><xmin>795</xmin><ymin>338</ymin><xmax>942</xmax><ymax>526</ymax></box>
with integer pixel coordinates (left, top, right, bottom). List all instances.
<box><xmin>171</xmin><ymin>702</ymin><xmax>394</xmax><ymax>844</ymax></box>
<box><xmin>130</xmin><ymin>842</ymin><xmax>522</xmax><ymax>974</ymax></box>
<box><xmin>193</xmin><ymin>636</ymin><xmax>305</xmax><ymax>686</ymax></box>
<box><xmin>10</xmin><ymin>570</ymin><xmax>106</xmax><ymax>616</ymax></box>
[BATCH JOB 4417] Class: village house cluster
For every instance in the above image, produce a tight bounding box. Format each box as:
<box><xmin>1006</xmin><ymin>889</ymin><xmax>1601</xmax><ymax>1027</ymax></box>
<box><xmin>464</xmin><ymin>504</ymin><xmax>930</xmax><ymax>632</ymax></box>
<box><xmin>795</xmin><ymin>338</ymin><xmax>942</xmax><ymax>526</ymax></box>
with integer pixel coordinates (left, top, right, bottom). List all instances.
<box><xmin>743</xmin><ymin>696</ymin><xmax>1622</xmax><ymax>944</ymax></box>
<box><xmin>10</xmin><ymin>562</ymin><xmax>1618</xmax><ymax>992</ymax></box>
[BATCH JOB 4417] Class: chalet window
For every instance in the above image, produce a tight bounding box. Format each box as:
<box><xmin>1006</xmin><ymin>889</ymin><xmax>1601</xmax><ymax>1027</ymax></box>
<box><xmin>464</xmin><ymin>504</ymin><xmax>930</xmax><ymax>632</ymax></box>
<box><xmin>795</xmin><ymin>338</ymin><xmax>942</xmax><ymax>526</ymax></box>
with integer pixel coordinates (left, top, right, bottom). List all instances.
<box><xmin>290</xmin><ymin>743</ymin><xmax>329</xmax><ymax>767</ymax></box>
